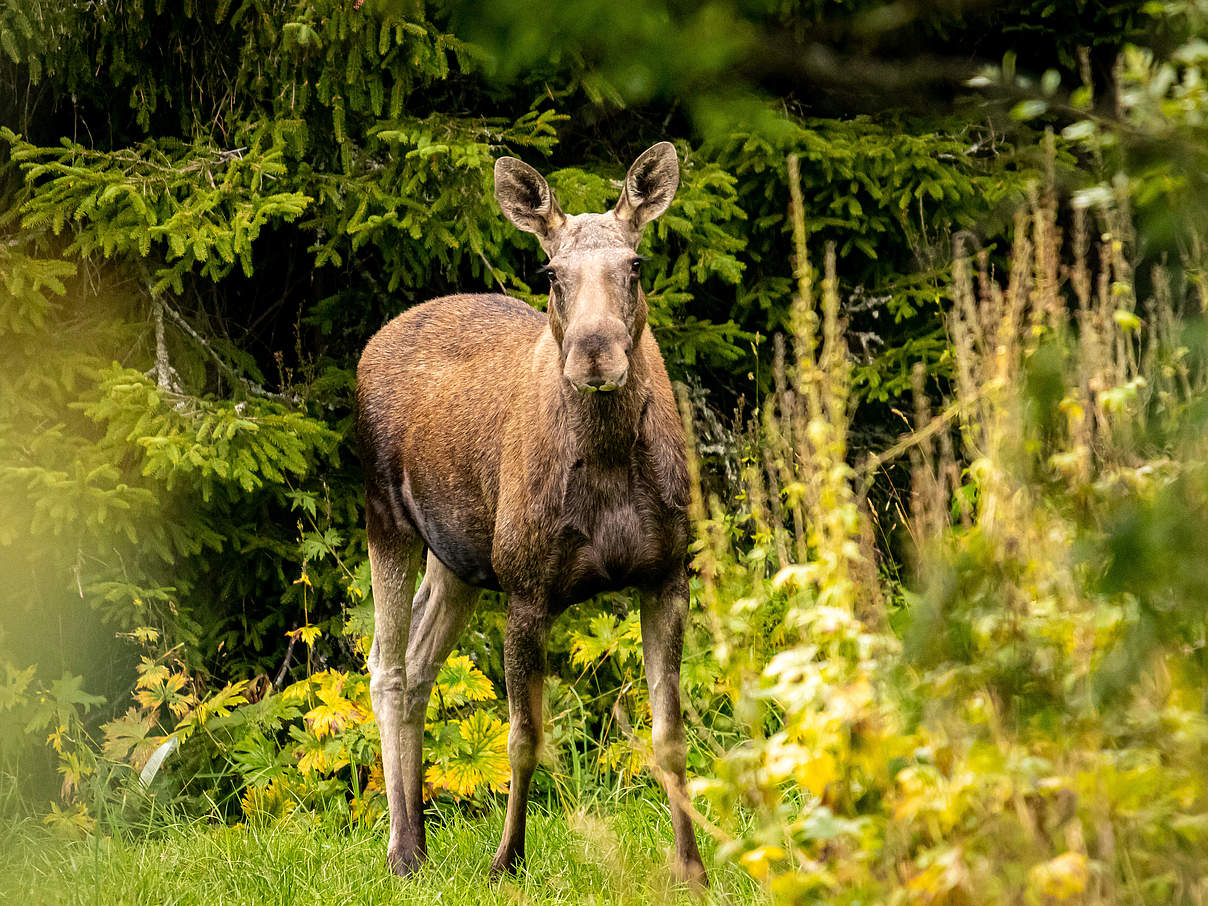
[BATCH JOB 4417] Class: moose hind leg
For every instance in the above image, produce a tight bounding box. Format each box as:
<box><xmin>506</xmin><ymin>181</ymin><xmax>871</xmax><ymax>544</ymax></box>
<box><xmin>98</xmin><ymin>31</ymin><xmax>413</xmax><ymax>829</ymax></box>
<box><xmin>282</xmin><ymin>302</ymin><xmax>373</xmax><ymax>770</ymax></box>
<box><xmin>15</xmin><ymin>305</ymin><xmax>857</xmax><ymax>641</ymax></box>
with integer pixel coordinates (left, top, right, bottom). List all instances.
<box><xmin>490</xmin><ymin>601</ymin><xmax>549</xmax><ymax>877</ymax></box>
<box><xmin>367</xmin><ymin>518</ymin><xmax>423</xmax><ymax>876</ymax></box>
<box><xmin>399</xmin><ymin>551</ymin><xmax>480</xmax><ymax>862</ymax></box>
<box><xmin>641</xmin><ymin>571</ymin><xmax>707</xmax><ymax>887</ymax></box>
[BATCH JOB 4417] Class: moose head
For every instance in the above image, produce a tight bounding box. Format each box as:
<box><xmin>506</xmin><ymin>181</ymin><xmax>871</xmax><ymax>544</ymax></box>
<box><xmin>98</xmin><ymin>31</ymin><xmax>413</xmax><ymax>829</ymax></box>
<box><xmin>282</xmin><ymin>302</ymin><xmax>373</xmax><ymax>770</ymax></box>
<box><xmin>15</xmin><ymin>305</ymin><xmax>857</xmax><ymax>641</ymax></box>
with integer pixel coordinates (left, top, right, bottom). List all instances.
<box><xmin>493</xmin><ymin>142</ymin><xmax>680</xmax><ymax>393</ymax></box>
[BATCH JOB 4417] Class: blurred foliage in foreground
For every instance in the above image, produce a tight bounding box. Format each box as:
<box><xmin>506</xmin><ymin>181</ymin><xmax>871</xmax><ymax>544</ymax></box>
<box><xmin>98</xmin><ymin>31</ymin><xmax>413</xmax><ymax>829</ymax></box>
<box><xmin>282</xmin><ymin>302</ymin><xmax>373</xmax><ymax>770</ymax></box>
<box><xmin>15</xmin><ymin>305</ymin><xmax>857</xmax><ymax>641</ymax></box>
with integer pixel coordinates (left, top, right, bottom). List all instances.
<box><xmin>670</xmin><ymin>24</ymin><xmax>1208</xmax><ymax>896</ymax></box>
<box><xmin>686</xmin><ymin>155</ymin><xmax>1208</xmax><ymax>901</ymax></box>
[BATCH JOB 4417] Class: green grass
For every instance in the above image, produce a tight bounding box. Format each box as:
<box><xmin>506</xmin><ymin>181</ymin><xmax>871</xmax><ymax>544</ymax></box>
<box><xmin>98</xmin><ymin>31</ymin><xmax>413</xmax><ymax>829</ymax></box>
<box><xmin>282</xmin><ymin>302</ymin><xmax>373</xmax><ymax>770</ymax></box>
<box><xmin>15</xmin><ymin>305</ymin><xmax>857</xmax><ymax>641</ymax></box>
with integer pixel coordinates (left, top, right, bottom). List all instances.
<box><xmin>0</xmin><ymin>800</ymin><xmax>765</xmax><ymax>906</ymax></box>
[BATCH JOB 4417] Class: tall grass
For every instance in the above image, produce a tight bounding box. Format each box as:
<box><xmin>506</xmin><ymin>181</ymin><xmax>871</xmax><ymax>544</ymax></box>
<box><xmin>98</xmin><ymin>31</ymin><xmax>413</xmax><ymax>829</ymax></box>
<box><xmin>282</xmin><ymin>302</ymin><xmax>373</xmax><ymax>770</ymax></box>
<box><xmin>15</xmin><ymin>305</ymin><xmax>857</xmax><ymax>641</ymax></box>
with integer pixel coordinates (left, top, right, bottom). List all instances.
<box><xmin>686</xmin><ymin>150</ymin><xmax>1208</xmax><ymax>904</ymax></box>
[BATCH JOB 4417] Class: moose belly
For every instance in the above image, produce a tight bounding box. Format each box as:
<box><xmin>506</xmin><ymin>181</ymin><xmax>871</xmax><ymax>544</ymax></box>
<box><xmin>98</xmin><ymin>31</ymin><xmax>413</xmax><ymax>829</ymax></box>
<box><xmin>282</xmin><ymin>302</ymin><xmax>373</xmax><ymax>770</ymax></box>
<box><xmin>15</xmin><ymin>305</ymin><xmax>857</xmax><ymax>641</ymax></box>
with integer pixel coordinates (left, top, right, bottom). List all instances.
<box><xmin>400</xmin><ymin>468</ymin><xmax>501</xmax><ymax>590</ymax></box>
<box><xmin>416</xmin><ymin>510</ymin><xmax>501</xmax><ymax>590</ymax></box>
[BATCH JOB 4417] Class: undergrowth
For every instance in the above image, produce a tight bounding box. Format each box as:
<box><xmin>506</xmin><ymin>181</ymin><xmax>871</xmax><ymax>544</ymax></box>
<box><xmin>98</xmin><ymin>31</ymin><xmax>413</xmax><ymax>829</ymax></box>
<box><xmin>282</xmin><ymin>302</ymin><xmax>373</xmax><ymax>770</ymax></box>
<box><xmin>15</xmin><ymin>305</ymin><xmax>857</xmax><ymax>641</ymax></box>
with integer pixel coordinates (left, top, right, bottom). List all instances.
<box><xmin>682</xmin><ymin>143</ymin><xmax>1208</xmax><ymax>903</ymax></box>
<box><xmin>6</xmin><ymin>143</ymin><xmax>1208</xmax><ymax>901</ymax></box>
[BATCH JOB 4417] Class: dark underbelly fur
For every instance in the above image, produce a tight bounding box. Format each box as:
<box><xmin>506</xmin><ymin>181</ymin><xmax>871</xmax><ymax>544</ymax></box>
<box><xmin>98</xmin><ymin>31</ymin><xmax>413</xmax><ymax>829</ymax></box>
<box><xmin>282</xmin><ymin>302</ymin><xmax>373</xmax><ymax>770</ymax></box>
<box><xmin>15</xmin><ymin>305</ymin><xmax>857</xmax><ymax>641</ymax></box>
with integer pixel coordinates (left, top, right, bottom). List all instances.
<box><xmin>548</xmin><ymin>525</ymin><xmax>675</xmax><ymax>611</ymax></box>
<box><xmin>397</xmin><ymin>474</ymin><xmax>502</xmax><ymax>591</ymax></box>
<box><xmin>416</xmin><ymin>516</ymin><xmax>501</xmax><ymax>591</ymax></box>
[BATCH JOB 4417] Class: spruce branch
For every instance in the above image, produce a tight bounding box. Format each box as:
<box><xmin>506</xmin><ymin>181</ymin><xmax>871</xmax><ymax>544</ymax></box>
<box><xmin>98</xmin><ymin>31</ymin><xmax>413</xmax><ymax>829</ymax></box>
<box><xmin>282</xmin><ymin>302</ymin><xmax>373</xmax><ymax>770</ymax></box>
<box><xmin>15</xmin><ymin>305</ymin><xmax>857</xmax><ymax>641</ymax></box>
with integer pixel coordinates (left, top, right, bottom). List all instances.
<box><xmin>156</xmin><ymin>296</ymin><xmax>299</xmax><ymax>404</ymax></box>
<box><xmin>150</xmin><ymin>298</ymin><xmax>183</xmax><ymax>393</ymax></box>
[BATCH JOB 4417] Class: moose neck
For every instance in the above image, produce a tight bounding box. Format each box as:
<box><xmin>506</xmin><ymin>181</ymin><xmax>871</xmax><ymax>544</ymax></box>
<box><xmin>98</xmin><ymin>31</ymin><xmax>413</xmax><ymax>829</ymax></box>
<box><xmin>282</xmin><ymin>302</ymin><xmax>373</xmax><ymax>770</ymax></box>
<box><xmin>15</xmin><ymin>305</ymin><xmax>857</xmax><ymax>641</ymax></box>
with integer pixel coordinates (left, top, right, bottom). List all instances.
<box><xmin>556</xmin><ymin>344</ymin><xmax>651</xmax><ymax>467</ymax></box>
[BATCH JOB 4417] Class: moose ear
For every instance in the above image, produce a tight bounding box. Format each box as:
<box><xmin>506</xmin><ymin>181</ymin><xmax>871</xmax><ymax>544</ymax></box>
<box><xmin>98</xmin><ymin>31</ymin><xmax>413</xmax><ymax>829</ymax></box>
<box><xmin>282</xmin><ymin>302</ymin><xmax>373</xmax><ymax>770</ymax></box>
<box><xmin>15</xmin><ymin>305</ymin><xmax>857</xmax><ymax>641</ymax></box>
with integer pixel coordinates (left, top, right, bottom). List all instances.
<box><xmin>614</xmin><ymin>142</ymin><xmax>679</xmax><ymax>233</ymax></box>
<box><xmin>494</xmin><ymin>157</ymin><xmax>566</xmax><ymax>240</ymax></box>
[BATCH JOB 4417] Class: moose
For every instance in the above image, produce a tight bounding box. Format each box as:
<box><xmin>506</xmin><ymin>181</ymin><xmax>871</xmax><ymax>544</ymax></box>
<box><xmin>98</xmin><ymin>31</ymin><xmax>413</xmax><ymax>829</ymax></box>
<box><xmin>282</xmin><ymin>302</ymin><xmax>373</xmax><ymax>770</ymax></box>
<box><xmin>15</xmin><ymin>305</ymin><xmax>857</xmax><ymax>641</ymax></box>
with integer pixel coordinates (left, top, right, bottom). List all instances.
<box><xmin>356</xmin><ymin>142</ymin><xmax>707</xmax><ymax>885</ymax></box>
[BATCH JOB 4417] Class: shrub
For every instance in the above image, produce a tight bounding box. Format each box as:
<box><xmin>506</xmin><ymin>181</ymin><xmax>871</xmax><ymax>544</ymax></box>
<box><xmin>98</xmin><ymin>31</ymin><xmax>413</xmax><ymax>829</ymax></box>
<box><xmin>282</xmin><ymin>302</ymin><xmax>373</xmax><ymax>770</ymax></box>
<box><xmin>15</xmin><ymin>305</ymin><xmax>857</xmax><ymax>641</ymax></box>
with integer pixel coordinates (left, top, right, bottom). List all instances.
<box><xmin>685</xmin><ymin>151</ymin><xmax>1208</xmax><ymax>903</ymax></box>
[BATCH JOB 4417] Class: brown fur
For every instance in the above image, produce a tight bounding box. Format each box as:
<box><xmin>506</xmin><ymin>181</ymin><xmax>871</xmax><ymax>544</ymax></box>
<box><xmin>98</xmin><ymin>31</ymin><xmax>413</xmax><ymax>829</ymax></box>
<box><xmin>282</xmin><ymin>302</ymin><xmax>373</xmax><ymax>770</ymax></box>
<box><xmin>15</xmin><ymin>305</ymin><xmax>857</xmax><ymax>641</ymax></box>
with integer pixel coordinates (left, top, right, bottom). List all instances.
<box><xmin>356</xmin><ymin>143</ymin><xmax>707</xmax><ymax>885</ymax></box>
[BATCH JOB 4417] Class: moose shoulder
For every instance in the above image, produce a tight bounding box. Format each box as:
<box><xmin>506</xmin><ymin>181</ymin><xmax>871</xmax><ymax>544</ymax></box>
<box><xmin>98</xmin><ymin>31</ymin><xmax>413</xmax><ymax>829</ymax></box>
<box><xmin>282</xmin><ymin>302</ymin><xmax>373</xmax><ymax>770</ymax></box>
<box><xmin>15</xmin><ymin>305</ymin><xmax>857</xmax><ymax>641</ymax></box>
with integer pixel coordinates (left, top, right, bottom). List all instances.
<box><xmin>356</xmin><ymin>141</ymin><xmax>706</xmax><ymax>886</ymax></box>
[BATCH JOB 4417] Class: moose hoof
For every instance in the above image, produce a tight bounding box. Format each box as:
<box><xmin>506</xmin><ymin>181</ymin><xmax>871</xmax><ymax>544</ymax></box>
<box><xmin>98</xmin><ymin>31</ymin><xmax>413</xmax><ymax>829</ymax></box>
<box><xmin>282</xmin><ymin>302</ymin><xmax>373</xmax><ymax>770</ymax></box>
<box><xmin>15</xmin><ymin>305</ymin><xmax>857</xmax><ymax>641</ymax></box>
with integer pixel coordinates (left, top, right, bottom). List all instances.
<box><xmin>674</xmin><ymin>857</ymin><xmax>709</xmax><ymax>891</ymax></box>
<box><xmin>488</xmin><ymin>847</ymin><xmax>523</xmax><ymax>879</ymax></box>
<box><xmin>387</xmin><ymin>844</ymin><xmax>426</xmax><ymax>878</ymax></box>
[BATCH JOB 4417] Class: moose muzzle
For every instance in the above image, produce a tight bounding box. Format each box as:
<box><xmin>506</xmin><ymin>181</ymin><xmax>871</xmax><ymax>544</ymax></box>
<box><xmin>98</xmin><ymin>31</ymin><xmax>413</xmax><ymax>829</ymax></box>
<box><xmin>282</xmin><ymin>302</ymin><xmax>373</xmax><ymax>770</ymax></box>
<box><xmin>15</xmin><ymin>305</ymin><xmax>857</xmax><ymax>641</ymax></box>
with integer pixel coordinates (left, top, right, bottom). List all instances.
<box><xmin>562</xmin><ymin>317</ymin><xmax>632</xmax><ymax>393</ymax></box>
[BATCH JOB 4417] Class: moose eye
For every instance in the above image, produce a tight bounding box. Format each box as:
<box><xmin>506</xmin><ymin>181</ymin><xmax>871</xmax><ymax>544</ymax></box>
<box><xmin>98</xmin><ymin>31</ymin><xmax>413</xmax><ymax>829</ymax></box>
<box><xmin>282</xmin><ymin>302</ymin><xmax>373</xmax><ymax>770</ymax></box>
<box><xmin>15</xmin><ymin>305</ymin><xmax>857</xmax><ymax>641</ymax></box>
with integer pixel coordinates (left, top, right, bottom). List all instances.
<box><xmin>630</xmin><ymin>258</ymin><xmax>643</xmax><ymax>276</ymax></box>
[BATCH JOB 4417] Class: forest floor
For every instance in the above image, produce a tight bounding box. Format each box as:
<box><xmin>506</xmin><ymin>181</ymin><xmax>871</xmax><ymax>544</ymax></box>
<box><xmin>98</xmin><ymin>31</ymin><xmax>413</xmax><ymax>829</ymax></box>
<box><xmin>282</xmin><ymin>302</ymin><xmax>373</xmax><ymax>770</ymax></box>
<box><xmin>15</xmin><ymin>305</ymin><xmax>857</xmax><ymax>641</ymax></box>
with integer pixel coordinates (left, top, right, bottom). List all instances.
<box><xmin>0</xmin><ymin>799</ymin><xmax>764</xmax><ymax>906</ymax></box>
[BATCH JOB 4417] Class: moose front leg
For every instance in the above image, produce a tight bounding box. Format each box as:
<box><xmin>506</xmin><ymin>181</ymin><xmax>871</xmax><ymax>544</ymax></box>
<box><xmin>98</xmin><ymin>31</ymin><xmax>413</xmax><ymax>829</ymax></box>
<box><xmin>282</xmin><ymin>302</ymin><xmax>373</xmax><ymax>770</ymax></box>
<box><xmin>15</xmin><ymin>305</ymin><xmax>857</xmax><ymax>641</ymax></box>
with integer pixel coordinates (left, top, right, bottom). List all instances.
<box><xmin>490</xmin><ymin>600</ymin><xmax>550</xmax><ymax>877</ymax></box>
<box><xmin>641</xmin><ymin>570</ymin><xmax>707</xmax><ymax>887</ymax></box>
<box><xmin>367</xmin><ymin>527</ymin><xmax>424</xmax><ymax>876</ymax></box>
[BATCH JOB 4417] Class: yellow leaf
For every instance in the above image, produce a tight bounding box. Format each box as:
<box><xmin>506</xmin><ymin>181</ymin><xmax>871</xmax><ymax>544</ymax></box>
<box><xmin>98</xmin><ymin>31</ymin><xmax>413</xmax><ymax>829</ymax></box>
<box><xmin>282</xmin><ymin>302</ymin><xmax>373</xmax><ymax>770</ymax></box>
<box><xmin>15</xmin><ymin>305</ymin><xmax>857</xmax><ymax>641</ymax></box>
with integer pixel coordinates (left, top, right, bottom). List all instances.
<box><xmin>136</xmin><ymin>658</ymin><xmax>170</xmax><ymax>689</ymax></box>
<box><xmin>193</xmin><ymin>680</ymin><xmax>249</xmax><ymax>723</ymax></box>
<box><xmin>297</xmin><ymin>744</ymin><xmax>349</xmax><ymax>776</ymax></box>
<box><xmin>287</xmin><ymin>624</ymin><xmax>322</xmax><ymax>646</ymax></box>
<box><xmin>100</xmin><ymin>707</ymin><xmax>161</xmax><ymax>769</ymax></box>
<box><xmin>42</xmin><ymin>802</ymin><xmax>94</xmax><ymax>839</ymax></box>
<box><xmin>425</xmin><ymin>710</ymin><xmax>510</xmax><ymax>798</ymax></box>
<box><xmin>906</xmin><ymin>848</ymin><xmax>969</xmax><ymax>904</ymax></box>
<box><xmin>1057</xmin><ymin>396</ymin><xmax>1085</xmax><ymax>424</ymax></box>
<box><xmin>433</xmin><ymin>654</ymin><xmax>496</xmax><ymax>708</ymax></box>
<box><xmin>1028</xmin><ymin>852</ymin><xmax>1088</xmax><ymax>901</ymax></box>
<box><xmin>1113</xmin><ymin>308</ymin><xmax>1142</xmax><ymax>331</ymax></box>
<box><xmin>600</xmin><ymin>731</ymin><xmax>648</xmax><ymax>781</ymax></box>
<box><xmin>241</xmin><ymin>777</ymin><xmax>300</xmax><ymax>820</ymax></box>
<box><xmin>305</xmin><ymin>695</ymin><xmax>366</xmax><ymax>739</ymax></box>
<box><xmin>740</xmin><ymin>845</ymin><xmax>785</xmax><ymax>880</ymax></box>
<box><xmin>894</xmin><ymin>765</ymin><xmax>942</xmax><ymax>824</ymax></box>
<box><xmin>794</xmin><ymin>751</ymin><xmax>838</xmax><ymax>798</ymax></box>
<box><xmin>131</xmin><ymin>626</ymin><xmax>160</xmax><ymax>644</ymax></box>
<box><xmin>280</xmin><ymin>678</ymin><xmax>312</xmax><ymax>701</ymax></box>
<box><xmin>349</xmin><ymin>791</ymin><xmax>385</xmax><ymax>826</ymax></box>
